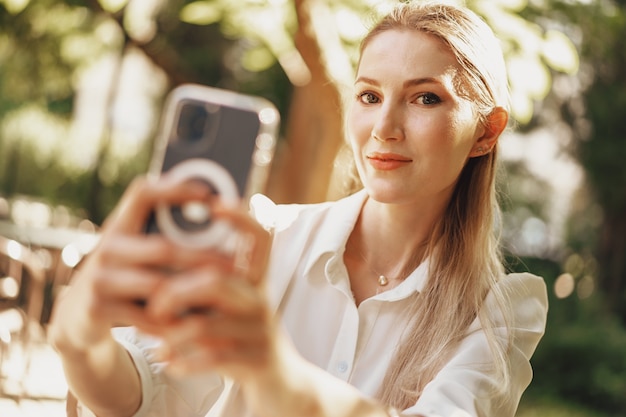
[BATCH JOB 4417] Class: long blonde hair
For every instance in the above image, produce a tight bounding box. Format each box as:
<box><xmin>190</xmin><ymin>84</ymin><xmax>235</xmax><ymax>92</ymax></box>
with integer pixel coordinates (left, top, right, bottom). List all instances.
<box><xmin>354</xmin><ymin>1</ymin><xmax>514</xmax><ymax>409</ymax></box>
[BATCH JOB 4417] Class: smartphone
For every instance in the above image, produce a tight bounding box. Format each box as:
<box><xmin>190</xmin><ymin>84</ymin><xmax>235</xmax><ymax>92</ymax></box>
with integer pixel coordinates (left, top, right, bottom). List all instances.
<box><xmin>145</xmin><ymin>84</ymin><xmax>280</xmax><ymax>251</ymax></box>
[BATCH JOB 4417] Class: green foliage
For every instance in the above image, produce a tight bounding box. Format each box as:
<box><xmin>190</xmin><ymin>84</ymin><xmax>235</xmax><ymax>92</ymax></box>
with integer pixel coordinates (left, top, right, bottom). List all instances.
<box><xmin>561</xmin><ymin>1</ymin><xmax>626</xmax><ymax>320</ymax></box>
<box><xmin>580</xmin><ymin>82</ymin><xmax>626</xmax><ymax>213</ymax></box>
<box><xmin>509</xmin><ymin>257</ymin><xmax>626</xmax><ymax>416</ymax></box>
<box><xmin>0</xmin><ymin>0</ymin><xmax>116</xmax><ymax>220</ymax></box>
<box><xmin>527</xmin><ymin>310</ymin><xmax>626</xmax><ymax>415</ymax></box>
<box><xmin>518</xmin><ymin>397</ymin><xmax>613</xmax><ymax>417</ymax></box>
<box><xmin>569</xmin><ymin>0</ymin><xmax>626</xmax><ymax>213</ymax></box>
<box><xmin>0</xmin><ymin>0</ymin><xmax>293</xmax><ymax>223</ymax></box>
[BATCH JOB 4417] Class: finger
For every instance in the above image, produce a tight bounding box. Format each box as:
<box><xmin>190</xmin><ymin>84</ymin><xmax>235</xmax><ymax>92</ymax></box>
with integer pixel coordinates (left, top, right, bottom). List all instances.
<box><xmin>95</xmin><ymin>298</ymin><xmax>163</xmax><ymax>329</ymax></box>
<box><xmin>91</xmin><ymin>266</ymin><xmax>167</xmax><ymax>302</ymax></box>
<box><xmin>97</xmin><ymin>234</ymin><xmax>176</xmax><ymax>266</ymax></box>
<box><xmin>103</xmin><ymin>175</ymin><xmax>213</xmax><ymax>236</ymax></box>
<box><xmin>97</xmin><ymin>234</ymin><xmax>233</xmax><ymax>271</ymax></box>
<box><xmin>212</xmin><ymin>205</ymin><xmax>272</xmax><ymax>285</ymax></box>
<box><xmin>147</xmin><ymin>268</ymin><xmax>265</xmax><ymax>321</ymax></box>
<box><xmin>165</xmin><ymin>341</ymin><xmax>270</xmax><ymax>377</ymax></box>
<box><xmin>148</xmin><ymin>312</ymin><xmax>267</xmax><ymax>348</ymax></box>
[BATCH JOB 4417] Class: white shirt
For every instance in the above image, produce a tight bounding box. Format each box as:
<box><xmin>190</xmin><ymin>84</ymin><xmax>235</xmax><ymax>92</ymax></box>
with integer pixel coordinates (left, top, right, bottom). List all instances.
<box><xmin>82</xmin><ymin>190</ymin><xmax>548</xmax><ymax>417</ymax></box>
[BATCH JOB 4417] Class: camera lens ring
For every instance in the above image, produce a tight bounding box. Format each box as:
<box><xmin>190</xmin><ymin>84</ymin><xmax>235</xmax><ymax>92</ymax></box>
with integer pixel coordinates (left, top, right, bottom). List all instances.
<box><xmin>155</xmin><ymin>158</ymin><xmax>239</xmax><ymax>251</ymax></box>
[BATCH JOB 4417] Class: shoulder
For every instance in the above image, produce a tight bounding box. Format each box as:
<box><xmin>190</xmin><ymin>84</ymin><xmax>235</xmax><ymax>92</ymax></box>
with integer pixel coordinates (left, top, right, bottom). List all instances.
<box><xmin>249</xmin><ymin>194</ymin><xmax>336</xmax><ymax>233</ymax></box>
<box><xmin>249</xmin><ymin>190</ymin><xmax>366</xmax><ymax>237</ymax></box>
<box><xmin>496</xmin><ymin>272</ymin><xmax>548</xmax><ymax>316</ymax></box>
<box><xmin>485</xmin><ymin>272</ymin><xmax>549</xmax><ymax>352</ymax></box>
<box><xmin>485</xmin><ymin>272</ymin><xmax>548</xmax><ymax>310</ymax></box>
<box><xmin>497</xmin><ymin>272</ymin><xmax>547</xmax><ymax>300</ymax></box>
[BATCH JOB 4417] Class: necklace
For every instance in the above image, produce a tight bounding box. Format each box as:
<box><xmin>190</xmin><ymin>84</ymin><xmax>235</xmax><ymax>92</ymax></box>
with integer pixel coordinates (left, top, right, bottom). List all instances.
<box><xmin>352</xmin><ymin>244</ymin><xmax>414</xmax><ymax>287</ymax></box>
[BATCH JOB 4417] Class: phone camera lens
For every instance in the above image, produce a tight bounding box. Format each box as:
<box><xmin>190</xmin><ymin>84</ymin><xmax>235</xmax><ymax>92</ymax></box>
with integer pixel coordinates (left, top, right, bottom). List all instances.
<box><xmin>177</xmin><ymin>103</ymin><xmax>208</xmax><ymax>142</ymax></box>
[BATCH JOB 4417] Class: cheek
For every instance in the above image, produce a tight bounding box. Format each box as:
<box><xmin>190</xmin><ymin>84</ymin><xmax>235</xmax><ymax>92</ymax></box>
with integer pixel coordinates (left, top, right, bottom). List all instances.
<box><xmin>346</xmin><ymin>114</ymin><xmax>358</xmax><ymax>145</ymax></box>
<box><xmin>347</xmin><ymin>106</ymin><xmax>370</xmax><ymax>143</ymax></box>
<box><xmin>348</xmin><ymin>137</ymin><xmax>366</xmax><ymax>175</ymax></box>
<box><xmin>454</xmin><ymin>103</ymin><xmax>482</xmax><ymax>141</ymax></box>
<box><xmin>444</xmin><ymin>109</ymin><xmax>480</xmax><ymax>149</ymax></box>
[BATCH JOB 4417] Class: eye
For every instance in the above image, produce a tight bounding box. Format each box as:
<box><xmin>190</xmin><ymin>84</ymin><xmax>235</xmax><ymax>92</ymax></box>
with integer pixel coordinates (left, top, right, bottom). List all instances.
<box><xmin>357</xmin><ymin>91</ymin><xmax>380</xmax><ymax>104</ymax></box>
<box><xmin>417</xmin><ymin>92</ymin><xmax>441</xmax><ymax>105</ymax></box>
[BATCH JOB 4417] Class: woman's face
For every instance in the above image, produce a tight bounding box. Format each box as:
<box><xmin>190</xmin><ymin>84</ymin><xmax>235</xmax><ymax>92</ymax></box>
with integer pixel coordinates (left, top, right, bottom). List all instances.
<box><xmin>348</xmin><ymin>29</ymin><xmax>485</xmax><ymax>206</ymax></box>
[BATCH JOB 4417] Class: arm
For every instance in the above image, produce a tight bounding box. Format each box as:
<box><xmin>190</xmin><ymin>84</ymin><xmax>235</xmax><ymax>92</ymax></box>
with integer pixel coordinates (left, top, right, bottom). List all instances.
<box><xmin>47</xmin><ymin>176</ymin><xmax>215</xmax><ymax>417</ymax></box>
<box><xmin>52</xmin><ymin>332</ymin><xmax>140</xmax><ymax>417</ymax></box>
<box><xmin>141</xmin><ymin>203</ymin><xmax>398</xmax><ymax>417</ymax></box>
<box><xmin>48</xmin><ymin>245</ymin><xmax>150</xmax><ymax>417</ymax></box>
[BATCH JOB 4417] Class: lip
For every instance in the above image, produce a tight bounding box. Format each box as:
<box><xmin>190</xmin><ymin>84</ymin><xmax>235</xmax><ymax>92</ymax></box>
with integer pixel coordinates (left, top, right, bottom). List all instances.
<box><xmin>366</xmin><ymin>152</ymin><xmax>412</xmax><ymax>171</ymax></box>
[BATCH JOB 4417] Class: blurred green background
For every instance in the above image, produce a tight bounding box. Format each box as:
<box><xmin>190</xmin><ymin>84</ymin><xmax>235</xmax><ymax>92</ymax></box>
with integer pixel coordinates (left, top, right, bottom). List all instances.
<box><xmin>0</xmin><ymin>0</ymin><xmax>625</xmax><ymax>415</ymax></box>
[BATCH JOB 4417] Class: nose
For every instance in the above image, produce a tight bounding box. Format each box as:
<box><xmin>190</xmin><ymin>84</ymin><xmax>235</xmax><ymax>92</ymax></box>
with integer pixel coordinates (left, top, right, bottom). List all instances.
<box><xmin>371</xmin><ymin>102</ymin><xmax>405</xmax><ymax>142</ymax></box>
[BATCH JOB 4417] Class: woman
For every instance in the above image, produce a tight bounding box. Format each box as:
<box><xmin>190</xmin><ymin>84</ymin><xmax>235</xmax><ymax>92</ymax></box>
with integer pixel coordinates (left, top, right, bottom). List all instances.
<box><xmin>48</xmin><ymin>2</ymin><xmax>548</xmax><ymax>416</ymax></box>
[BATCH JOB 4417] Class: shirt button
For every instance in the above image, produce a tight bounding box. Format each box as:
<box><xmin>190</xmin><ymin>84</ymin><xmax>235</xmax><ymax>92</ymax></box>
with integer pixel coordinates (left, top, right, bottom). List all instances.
<box><xmin>337</xmin><ymin>361</ymin><xmax>349</xmax><ymax>373</ymax></box>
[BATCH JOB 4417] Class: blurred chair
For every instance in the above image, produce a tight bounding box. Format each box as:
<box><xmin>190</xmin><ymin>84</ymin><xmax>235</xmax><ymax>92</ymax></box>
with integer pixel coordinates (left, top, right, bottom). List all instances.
<box><xmin>0</xmin><ymin>235</ymin><xmax>47</xmax><ymax>400</ymax></box>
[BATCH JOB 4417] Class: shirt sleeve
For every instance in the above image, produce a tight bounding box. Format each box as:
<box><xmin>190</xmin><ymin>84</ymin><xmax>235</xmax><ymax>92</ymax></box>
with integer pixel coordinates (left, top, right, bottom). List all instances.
<box><xmin>402</xmin><ymin>272</ymin><xmax>548</xmax><ymax>417</ymax></box>
<box><xmin>76</xmin><ymin>327</ymin><xmax>226</xmax><ymax>417</ymax></box>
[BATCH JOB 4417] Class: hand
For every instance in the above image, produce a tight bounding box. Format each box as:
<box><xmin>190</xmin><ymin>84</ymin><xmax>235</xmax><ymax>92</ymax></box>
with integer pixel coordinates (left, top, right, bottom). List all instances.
<box><xmin>48</xmin><ymin>174</ymin><xmax>214</xmax><ymax>351</ymax></box>
<box><xmin>140</xmin><ymin>201</ymin><xmax>275</xmax><ymax>381</ymax></box>
<box><xmin>46</xmin><ymin>174</ymin><xmax>220</xmax><ymax>417</ymax></box>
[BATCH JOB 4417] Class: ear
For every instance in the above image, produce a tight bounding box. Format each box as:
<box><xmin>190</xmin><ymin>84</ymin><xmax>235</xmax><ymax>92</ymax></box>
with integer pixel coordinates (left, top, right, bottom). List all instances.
<box><xmin>469</xmin><ymin>107</ymin><xmax>509</xmax><ymax>158</ymax></box>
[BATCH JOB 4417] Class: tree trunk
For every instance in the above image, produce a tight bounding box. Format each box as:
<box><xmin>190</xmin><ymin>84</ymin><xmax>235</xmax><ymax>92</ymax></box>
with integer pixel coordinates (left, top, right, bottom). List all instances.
<box><xmin>265</xmin><ymin>0</ymin><xmax>347</xmax><ymax>204</ymax></box>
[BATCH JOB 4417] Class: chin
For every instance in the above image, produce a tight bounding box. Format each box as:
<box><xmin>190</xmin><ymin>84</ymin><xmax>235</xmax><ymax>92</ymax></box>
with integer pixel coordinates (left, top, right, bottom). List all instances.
<box><xmin>364</xmin><ymin>183</ymin><xmax>413</xmax><ymax>205</ymax></box>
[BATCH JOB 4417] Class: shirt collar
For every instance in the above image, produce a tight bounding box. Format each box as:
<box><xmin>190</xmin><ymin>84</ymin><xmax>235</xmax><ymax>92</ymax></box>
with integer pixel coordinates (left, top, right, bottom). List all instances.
<box><xmin>301</xmin><ymin>189</ymin><xmax>430</xmax><ymax>299</ymax></box>
<box><xmin>301</xmin><ymin>189</ymin><xmax>368</xmax><ymax>279</ymax></box>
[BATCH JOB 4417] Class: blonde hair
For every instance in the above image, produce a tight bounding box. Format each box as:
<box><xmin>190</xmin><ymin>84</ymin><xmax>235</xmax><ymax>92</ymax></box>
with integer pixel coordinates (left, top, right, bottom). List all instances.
<box><xmin>354</xmin><ymin>1</ymin><xmax>514</xmax><ymax>409</ymax></box>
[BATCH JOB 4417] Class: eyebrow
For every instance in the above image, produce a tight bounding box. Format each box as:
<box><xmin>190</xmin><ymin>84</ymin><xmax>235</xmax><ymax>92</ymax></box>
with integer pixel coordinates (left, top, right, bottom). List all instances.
<box><xmin>354</xmin><ymin>76</ymin><xmax>443</xmax><ymax>88</ymax></box>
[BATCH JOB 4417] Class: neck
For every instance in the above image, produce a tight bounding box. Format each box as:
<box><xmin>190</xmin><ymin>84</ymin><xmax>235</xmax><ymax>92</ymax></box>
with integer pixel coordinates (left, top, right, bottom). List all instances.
<box><xmin>358</xmin><ymin>196</ymin><xmax>442</xmax><ymax>256</ymax></box>
<box><xmin>346</xmin><ymin>198</ymin><xmax>441</xmax><ymax>289</ymax></box>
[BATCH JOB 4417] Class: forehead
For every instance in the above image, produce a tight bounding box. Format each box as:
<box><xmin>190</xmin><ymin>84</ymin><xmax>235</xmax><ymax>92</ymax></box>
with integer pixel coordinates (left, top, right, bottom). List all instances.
<box><xmin>358</xmin><ymin>29</ymin><xmax>460</xmax><ymax>82</ymax></box>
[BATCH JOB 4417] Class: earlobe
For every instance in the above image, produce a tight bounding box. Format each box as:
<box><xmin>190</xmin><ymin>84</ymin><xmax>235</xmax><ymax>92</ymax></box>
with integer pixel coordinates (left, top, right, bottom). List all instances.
<box><xmin>470</xmin><ymin>107</ymin><xmax>509</xmax><ymax>157</ymax></box>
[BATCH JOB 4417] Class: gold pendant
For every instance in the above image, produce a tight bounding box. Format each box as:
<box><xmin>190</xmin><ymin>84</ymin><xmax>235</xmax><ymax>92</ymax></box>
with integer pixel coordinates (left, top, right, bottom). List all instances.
<box><xmin>378</xmin><ymin>275</ymin><xmax>389</xmax><ymax>286</ymax></box>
